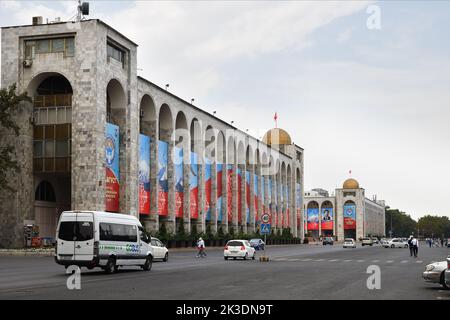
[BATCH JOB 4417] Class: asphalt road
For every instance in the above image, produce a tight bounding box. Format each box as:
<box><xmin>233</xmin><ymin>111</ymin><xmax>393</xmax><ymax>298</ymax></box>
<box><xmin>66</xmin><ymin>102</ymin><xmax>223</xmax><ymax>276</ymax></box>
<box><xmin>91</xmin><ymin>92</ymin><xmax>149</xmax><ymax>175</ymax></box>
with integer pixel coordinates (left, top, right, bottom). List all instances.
<box><xmin>0</xmin><ymin>243</ymin><xmax>449</xmax><ymax>300</ymax></box>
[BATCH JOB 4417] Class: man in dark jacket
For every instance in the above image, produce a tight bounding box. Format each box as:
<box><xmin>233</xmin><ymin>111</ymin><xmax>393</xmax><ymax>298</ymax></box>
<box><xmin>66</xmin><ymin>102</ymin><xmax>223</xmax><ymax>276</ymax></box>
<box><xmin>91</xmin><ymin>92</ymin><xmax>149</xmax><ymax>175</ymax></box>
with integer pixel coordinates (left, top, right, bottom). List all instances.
<box><xmin>408</xmin><ymin>235</ymin><xmax>414</xmax><ymax>257</ymax></box>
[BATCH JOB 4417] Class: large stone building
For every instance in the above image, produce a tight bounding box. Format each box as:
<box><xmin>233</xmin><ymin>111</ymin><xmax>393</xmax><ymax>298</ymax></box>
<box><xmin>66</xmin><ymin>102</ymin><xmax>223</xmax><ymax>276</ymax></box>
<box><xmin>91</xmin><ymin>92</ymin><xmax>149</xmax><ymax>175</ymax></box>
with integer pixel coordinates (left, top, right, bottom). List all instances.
<box><xmin>0</xmin><ymin>18</ymin><xmax>304</xmax><ymax>248</ymax></box>
<box><xmin>304</xmin><ymin>178</ymin><xmax>386</xmax><ymax>240</ymax></box>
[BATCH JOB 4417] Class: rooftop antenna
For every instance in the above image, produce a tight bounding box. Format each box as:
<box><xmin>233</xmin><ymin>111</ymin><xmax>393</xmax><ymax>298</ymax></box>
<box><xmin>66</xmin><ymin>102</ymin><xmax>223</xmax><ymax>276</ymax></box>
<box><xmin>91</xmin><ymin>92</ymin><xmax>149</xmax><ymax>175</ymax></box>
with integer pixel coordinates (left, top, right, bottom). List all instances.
<box><xmin>76</xmin><ymin>1</ymin><xmax>90</xmax><ymax>22</ymax></box>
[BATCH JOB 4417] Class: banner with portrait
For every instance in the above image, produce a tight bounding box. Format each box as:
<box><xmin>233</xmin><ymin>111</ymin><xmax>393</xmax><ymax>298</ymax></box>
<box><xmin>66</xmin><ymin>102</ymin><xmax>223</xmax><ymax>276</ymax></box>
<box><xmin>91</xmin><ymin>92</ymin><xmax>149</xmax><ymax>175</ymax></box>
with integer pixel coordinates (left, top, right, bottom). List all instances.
<box><xmin>217</xmin><ymin>163</ymin><xmax>223</xmax><ymax>223</ymax></box>
<box><xmin>190</xmin><ymin>152</ymin><xmax>199</xmax><ymax>219</ymax></box>
<box><xmin>205</xmin><ymin>158</ymin><xmax>212</xmax><ymax>222</ymax></box>
<box><xmin>321</xmin><ymin>208</ymin><xmax>333</xmax><ymax>231</ymax></box>
<box><xmin>158</xmin><ymin>141</ymin><xmax>169</xmax><ymax>216</ymax></box>
<box><xmin>138</xmin><ymin>134</ymin><xmax>150</xmax><ymax>215</ymax></box>
<box><xmin>227</xmin><ymin>164</ymin><xmax>233</xmax><ymax>223</ymax></box>
<box><xmin>105</xmin><ymin>123</ymin><xmax>120</xmax><ymax>212</ymax></box>
<box><xmin>174</xmin><ymin>146</ymin><xmax>184</xmax><ymax>218</ymax></box>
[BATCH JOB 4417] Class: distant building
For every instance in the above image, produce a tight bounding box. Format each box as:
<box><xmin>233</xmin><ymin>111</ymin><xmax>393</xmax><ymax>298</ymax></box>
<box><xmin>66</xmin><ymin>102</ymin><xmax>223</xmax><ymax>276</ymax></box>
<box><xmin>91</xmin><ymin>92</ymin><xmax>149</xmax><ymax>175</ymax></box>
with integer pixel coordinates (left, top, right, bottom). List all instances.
<box><xmin>304</xmin><ymin>178</ymin><xmax>385</xmax><ymax>240</ymax></box>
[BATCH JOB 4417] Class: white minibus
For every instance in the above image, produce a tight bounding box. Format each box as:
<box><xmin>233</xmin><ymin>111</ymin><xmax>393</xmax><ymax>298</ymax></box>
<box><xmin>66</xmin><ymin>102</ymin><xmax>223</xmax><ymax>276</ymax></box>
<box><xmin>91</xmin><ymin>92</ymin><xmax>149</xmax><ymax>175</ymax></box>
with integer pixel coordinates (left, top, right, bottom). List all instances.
<box><xmin>55</xmin><ymin>211</ymin><xmax>153</xmax><ymax>273</ymax></box>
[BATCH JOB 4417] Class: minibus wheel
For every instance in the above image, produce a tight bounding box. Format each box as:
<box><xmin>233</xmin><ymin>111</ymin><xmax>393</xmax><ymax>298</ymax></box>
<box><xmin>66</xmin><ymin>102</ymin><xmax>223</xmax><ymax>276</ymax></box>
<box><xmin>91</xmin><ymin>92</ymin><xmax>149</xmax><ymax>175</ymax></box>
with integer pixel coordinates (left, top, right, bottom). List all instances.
<box><xmin>142</xmin><ymin>256</ymin><xmax>153</xmax><ymax>271</ymax></box>
<box><xmin>104</xmin><ymin>257</ymin><xmax>117</xmax><ymax>274</ymax></box>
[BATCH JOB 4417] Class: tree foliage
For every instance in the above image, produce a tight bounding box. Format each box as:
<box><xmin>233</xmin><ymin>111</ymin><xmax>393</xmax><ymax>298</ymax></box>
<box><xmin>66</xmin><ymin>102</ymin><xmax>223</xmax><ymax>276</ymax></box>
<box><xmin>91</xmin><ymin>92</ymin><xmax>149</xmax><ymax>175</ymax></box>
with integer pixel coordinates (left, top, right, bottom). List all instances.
<box><xmin>385</xmin><ymin>208</ymin><xmax>417</xmax><ymax>238</ymax></box>
<box><xmin>0</xmin><ymin>83</ymin><xmax>31</xmax><ymax>192</ymax></box>
<box><xmin>418</xmin><ymin>215</ymin><xmax>450</xmax><ymax>238</ymax></box>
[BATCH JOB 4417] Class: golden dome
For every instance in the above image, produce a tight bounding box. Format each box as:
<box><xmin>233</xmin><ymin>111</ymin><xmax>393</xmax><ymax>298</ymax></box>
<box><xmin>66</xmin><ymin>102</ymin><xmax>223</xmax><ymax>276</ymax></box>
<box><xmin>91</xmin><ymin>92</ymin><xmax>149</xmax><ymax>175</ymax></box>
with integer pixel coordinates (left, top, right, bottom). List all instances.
<box><xmin>262</xmin><ymin>128</ymin><xmax>292</xmax><ymax>146</ymax></box>
<box><xmin>343</xmin><ymin>178</ymin><xmax>360</xmax><ymax>189</ymax></box>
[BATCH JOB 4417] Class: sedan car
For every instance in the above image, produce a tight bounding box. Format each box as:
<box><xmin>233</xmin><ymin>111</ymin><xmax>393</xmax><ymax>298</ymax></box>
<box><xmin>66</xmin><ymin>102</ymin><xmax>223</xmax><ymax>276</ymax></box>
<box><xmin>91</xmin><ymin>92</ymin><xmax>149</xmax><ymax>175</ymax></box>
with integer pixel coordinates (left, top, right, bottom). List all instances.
<box><xmin>322</xmin><ymin>237</ymin><xmax>334</xmax><ymax>245</ymax></box>
<box><xmin>422</xmin><ymin>261</ymin><xmax>449</xmax><ymax>289</ymax></box>
<box><xmin>249</xmin><ymin>238</ymin><xmax>265</xmax><ymax>250</ymax></box>
<box><xmin>362</xmin><ymin>237</ymin><xmax>374</xmax><ymax>246</ymax></box>
<box><xmin>383</xmin><ymin>238</ymin><xmax>409</xmax><ymax>248</ymax></box>
<box><xmin>445</xmin><ymin>256</ymin><xmax>450</xmax><ymax>288</ymax></box>
<box><xmin>343</xmin><ymin>238</ymin><xmax>356</xmax><ymax>248</ymax></box>
<box><xmin>150</xmin><ymin>237</ymin><xmax>169</xmax><ymax>262</ymax></box>
<box><xmin>224</xmin><ymin>240</ymin><xmax>256</xmax><ymax>260</ymax></box>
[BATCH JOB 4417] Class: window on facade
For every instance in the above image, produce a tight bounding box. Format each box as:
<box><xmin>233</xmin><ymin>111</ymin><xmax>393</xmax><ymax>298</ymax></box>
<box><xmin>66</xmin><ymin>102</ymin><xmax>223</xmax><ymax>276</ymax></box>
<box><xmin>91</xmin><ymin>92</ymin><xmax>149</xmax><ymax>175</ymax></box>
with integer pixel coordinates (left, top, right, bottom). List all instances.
<box><xmin>35</xmin><ymin>181</ymin><xmax>56</xmax><ymax>202</ymax></box>
<box><xmin>25</xmin><ymin>37</ymin><xmax>75</xmax><ymax>59</ymax></box>
<box><xmin>107</xmin><ymin>42</ymin><xmax>125</xmax><ymax>65</ymax></box>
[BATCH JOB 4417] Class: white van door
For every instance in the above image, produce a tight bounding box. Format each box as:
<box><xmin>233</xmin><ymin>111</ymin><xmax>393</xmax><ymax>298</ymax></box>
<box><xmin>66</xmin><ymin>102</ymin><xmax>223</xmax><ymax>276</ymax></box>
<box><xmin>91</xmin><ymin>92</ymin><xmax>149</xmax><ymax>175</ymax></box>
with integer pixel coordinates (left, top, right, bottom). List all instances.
<box><xmin>57</xmin><ymin>214</ymin><xmax>77</xmax><ymax>259</ymax></box>
<box><xmin>74</xmin><ymin>212</ymin><xmax>95</xmax><ymax>261</ymax></box>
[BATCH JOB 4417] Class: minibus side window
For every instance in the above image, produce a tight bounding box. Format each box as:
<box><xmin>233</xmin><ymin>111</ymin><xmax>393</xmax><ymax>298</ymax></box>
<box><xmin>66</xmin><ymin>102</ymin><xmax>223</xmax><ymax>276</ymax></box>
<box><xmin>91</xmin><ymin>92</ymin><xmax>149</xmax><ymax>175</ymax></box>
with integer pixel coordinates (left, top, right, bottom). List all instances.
<box><xmin>100</xmin><ymin>223</ymin><xmax>137</xmax><ymax>242</ymax></box>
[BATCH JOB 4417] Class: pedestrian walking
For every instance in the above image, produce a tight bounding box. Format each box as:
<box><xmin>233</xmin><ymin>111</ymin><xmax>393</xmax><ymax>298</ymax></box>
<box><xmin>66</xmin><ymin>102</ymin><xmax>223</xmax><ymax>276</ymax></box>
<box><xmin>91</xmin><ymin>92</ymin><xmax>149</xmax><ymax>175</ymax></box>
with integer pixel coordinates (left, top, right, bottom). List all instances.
<box><xmin>411</xmin><ymin>237</ymin><xmax>419</xmax><ymax>258</ymax></box>
<box><xmin>408</xmin><ymin>235</ymin><xmax>414</xmax><ymax>257</ymax></box>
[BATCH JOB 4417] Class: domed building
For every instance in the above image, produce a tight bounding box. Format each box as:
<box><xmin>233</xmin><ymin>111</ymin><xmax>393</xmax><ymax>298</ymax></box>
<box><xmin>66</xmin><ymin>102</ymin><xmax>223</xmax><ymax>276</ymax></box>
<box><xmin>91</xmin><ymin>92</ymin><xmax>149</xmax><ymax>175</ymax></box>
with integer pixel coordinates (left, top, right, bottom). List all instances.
<box><xmin>304</xmin><ymin>178</ymin><xmax>386</xmax><ymax>241</ymax></box>
<box><xmin>0</xmin><ymin>18</ymin><xmax>305</xmax><ymax>247</ymax></box>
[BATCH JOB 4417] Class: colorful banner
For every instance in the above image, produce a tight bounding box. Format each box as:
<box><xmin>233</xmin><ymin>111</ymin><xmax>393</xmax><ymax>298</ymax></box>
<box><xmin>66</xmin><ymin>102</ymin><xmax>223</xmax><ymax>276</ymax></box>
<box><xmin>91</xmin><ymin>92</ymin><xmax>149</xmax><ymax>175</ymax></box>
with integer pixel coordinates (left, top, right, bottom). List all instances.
<box><xmin>280</xmin><ymin>183</ymin><xmax>284</xmax><ymax>228</ymax></box>
<box><xmin>286</xmin><ymin>185</ymin><xmax>290</xmax><ymax>228</ymax></box>
<box><xmin>217</xmin><ymin>163</ymin><xmax>223</xmax><ymax>223</ymax></box>
<box><xmin>260</xmin><ymin>176</ymin><xmax>265</xmax><ymax>224</ymax></box>
<box><xmin>268</xmin><ymin>178</ymin><xmax>272</xmax><ymax>224</ymax></box>
<box><xmin>190</xmin><ymin>152</ymin><xmax>199</xmax><ymax>219</ymax></box>
<box><xmin>174</xmin><ymin>146</ymin><xmax>184</xmax><ymax>218</ymax></box>
<box><xmin>105</xmin><ymin>123</ymin><xmax>120</xmax><ymax>212</ymax></box>
<box><xmin>307</xmin><ymin>208</ymin><xmax>319</xmax><ymax>231</ymax></box>
<box><xmin>227</xmin><ymin>164</ymin><xmax>233</xmax><ymax>223</ymax></box>
<box><xmin>343</xmin><ymin>204</ymin><xmax>356</xmax><ymax>230</ymax></box>
<box><xmin>138</xmin><ymin>134</ymin><xmax>150</xmax><ymax>215</ymax></box>
<box><xmin>254</xmin><ymin>174</ymin><xmax>259</xmax><ymax>224</ymax></box>
<box><xmin>245</xmin><ymin>171</ymin><xmax>251</xmax><ymax>224</ymax></box>
<box><xmin>237</xmin><ymin>168</ymin><xmax>242</xmax><ymax>224</ymax></box>
<box><xmin>296</xmin><ymin>183</ymin><xmax>302</xmax><ymax>229</ymax></box>
<box><xmin>158</xmin><ymin>141</ymin><xmax>169</xmax><ymax>216</ymax></box>
<box><xmin>205</xmin><ymin>158</ymin><xmax>212</xmax><ymax>222</ymax></box>
<box><xmin>321</xmin><ymin>208</ymin><xmax>333</xmax><ymax>230</ymax></box>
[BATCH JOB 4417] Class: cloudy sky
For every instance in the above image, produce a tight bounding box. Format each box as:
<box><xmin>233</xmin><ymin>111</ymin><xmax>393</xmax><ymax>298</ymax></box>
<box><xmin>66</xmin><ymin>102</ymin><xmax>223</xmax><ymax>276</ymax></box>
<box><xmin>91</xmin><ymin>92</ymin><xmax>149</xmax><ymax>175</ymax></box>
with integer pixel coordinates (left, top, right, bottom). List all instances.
<box><xmin>1</xmin><ymin>1</ymin><xmax>449</xmax><ymax>220</ymax></box>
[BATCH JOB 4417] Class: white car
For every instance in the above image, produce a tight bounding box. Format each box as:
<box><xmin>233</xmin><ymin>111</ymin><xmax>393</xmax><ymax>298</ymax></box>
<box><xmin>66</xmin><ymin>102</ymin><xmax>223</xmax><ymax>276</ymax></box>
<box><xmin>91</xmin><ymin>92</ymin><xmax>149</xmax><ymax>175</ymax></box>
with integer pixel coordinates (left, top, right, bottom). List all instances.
<box><xmin>422</xmin><ymin>261</ymin><xmax>449</xmax><ymax>289</ymax></box>
<box><xmin>150</xmin><ymin>237</ymin><xmax>169</xmax><ymax>262</ymax></box>
<box><xmin>384</xmin><ymin>238</ymin><xmax>409</xmax><ymax>248</ymax></box>
<box><xmin>224</xmin><ymin>240</ymin><xmax>256</xmax><ymax>260</ymax></box>
<box><xmin>343</xmin><ymin>238</ymin><xmax>356</xmax><ymax>248</ymax></box>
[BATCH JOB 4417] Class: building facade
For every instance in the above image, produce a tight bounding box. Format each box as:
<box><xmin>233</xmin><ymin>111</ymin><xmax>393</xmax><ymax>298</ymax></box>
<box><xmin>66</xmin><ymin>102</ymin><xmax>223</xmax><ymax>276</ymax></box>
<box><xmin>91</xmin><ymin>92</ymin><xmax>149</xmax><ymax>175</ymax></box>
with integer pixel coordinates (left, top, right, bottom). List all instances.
<box><xmin>304</xmin><ymin>178</ymin><xmax>386</xmax><ymax>240</ymax></box>
<box><xmin>0</xmin><ymin>19</ymin><xmax>304</xmax><ymax>248</ymax></box>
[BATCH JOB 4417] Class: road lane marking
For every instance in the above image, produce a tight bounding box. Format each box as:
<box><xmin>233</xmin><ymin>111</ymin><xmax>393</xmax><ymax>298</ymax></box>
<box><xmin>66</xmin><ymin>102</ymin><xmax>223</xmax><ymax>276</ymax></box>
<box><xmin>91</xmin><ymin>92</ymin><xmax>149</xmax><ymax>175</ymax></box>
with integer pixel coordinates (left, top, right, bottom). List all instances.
<box><xmin>371</xmin><ymin>260</ymin><xmax>379</xmax><ymax>263</ymax></box>
<box><xmin>315</xmin><ymin>259</ymin><xmax>325</xmax><ymax>262</ymax></box>
<box><xmin>329</xmin><ymin>259</ymin><xmax>339</xmax><ymax>262</ymax></box>
<box><xmin>344</xmin><ymin>260</ymin><xmax>352</xmax><ymax>262</ymax></box>
<box><xmin>416</xmin><ymin>260</ymin><xmax>423</xmax><ymax>263</ymax></box>
<box><xmin>386</xmin><ymin>260</ymin><xmax>394</xmax><ymax>263</ymax></box>
<box><xmin>300</xmin><ymin>259</ymin><xmax>312</xmax><ymax>262</ymax></box>
<box><xmin>401</xmin><ymin>260</ymin><xmax>408</xmax><ymax>263</ymax></box>
<box><xmin>356</xmin><ymin>260</ymin><xmax>366</xmax><ymax>263</ymax></box>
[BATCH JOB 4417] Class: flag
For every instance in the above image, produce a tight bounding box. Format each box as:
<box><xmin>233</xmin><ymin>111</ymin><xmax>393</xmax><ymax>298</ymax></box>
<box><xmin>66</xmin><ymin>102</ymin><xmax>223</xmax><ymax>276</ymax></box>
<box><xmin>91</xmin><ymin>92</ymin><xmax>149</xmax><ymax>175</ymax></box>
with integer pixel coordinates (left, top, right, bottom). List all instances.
<box><xmin>274</xmin><ymin>112</ymin><xmax>278</xmax><ymax>121</ymax></box>
<box><xmin>349</xmin><ymin>170</ymin><xmax>352</xmax><ymax>175</ymax></box>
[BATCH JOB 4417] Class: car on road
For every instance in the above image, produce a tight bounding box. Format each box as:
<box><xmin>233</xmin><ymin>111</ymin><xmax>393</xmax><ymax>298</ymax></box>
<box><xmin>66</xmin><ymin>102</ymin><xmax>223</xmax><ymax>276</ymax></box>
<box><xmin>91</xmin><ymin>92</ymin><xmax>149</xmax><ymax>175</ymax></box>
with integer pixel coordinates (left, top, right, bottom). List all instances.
<box><xmin>446</xmin><ymin>256</ymin><xmax>450</xmax><ymax>288</ymax></box>
<box><xmin>224</xmin><ymin>240</ymin><xmax>256</xmax><ymax>260</ymax></box>
<box><xmin>361</xmin><ymin>237</ymin><xmax>374</xmax><ymax>246</ymax></box>
<box><xmin>343</xmin><ymin>238</ymin><xmax>356</xmax><ymax>248</ymax></box>
<box><xmin>55</xmin><ymin>211</ymin><xmax>153</xmax><ymax>273</ymax></box>
<box><xmin>322</xmin><ymin>237</ymin><xmax>334</xmax><ymax>245</ymax></box>
<box><xmin>422</xmin><ymin>260</ymin><xmax>449</xmax><ymax>289</ymax></box>
<box><xmin>150</xmin><ymin>237</ymin><xmax>169</xmax><ymax>262</ymax></box>
<box><xmin>249</xmin><ymin>238</ymin><xmax>265</xmax><ymax>250</ymax></box>
<box><xmin>383</xmin><ymin>238</ymin><xmax>408</xmax><ymax>248</ymax></box>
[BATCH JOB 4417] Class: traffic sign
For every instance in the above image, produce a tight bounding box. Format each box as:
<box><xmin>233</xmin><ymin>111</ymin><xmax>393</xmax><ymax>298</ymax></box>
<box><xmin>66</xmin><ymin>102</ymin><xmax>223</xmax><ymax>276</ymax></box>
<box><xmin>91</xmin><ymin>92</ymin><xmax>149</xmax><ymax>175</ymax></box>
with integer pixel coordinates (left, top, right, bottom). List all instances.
<box><xmin>261</xmin><ymin>213</ymin><xmax>270</xmax><ymax>224</ymax></box>
<box><xmin>260</xmin><ymin>223</ymin><xmax>271</xmax><ymax>235</ymax></box>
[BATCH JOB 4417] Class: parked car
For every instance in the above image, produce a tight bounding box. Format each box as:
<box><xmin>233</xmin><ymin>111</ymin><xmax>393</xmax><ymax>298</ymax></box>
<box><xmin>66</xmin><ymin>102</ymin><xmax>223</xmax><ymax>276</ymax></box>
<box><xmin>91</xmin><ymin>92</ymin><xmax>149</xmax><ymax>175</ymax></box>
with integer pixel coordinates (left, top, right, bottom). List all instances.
<box><xmin>445</xmin><ymin>256</ymin><xmax>450</xmax><ymax>288</ymax></box>
<box><xmin>322</xmin><ymin>237</ymin><xmax>334</xmax><ymax>245</ymax></box>
<box><xmin>150</xmin><ymin>237</ymin><xmax>169</xmax><ymax>262</ymax></box>
<box><xmin>343</xmin><ymin>238</ymin><xmax>356</xmax><ymax>248</ymax></box>
<box><xmin>224</xmin><ymin>240</ymin><xmax>256</xmax><ymax>260</ymax></box>
<box><xmin>380</xmin><ymin>238</ymin><xmax>389</xmax><ymax>246</ymax></box>
<box><xmin>55</xmin><ymin>211</ymin><xmax>153</xmax><ymax>273</ymax></box>
<box><xmin>383</xmin><ymin>238</ymin><xmax>408</xmax><ymax>248</ymax></box>
<box><xmin>249</xmin><ymin>238</ymin><xmax>265</xmax><ymax>250</ymax></box>
<box><xmin>362</xmin><ymin>237</ymin><xmax>374</xmax><ymax>246</ymax></box>
<box><xmin>422</xmin><ymin>261</ymin><xmax>449</xmax><ymax>289</ymax></box>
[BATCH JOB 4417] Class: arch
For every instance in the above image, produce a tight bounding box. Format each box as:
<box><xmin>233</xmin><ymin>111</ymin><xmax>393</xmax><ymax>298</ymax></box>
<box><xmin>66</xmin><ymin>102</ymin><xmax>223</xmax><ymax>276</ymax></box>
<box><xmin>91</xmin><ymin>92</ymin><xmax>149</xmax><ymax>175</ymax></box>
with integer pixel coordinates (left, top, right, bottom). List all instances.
<box><xmin>227</xmin><ymin>136</ymin><xmax>236</xmax><ymax>165</ymax></box>
<box><xmin>245</xmin><ymin>145</ymin><xmax>253</xmax><ymax>166</ymax></box>
<box><xmin>217</xmin><ymin>131</ymin><xmax>226</xmax><ymax>164</ymax></box>
<box><xmin>237</xmin><ymin>141</ymin><xmax>245</xmax><ymax>165</ymax></box>
<box><xmin>175</xmin><ymin>111</ymin><xmax>188</xmax><ymax>146</ymax></box>
<box><xmin>190</xmin><ymin>118</ymin><xmax>202</xmax><ymax>153</ymax></box>
<box><xmin>27</xmin><ymin>71</ymin><xmax>73</xmax><ymax>97</ymax></box>
<box><xmin>139</xmin><ymin>94</ymin><xmax>156</xmax><ymax>135</ymax></box>
<box><xmin>158</xmin><ymin>104</ymin><xmax>173</xmax><ymax>142</ymax></box>
<box><xmin>106</xmin><ymin>79</ymin><xmax>126</xmax><ymax>125</ymax></box>
<box><xmin>35</xmin><ymin>181</ymin><xmax>56</xmax><ymax>202</ymax></box>
<box><xmin>205</xmin><ymin>125</ymin><xmax>215</xmax><ymax>160</ymax></box>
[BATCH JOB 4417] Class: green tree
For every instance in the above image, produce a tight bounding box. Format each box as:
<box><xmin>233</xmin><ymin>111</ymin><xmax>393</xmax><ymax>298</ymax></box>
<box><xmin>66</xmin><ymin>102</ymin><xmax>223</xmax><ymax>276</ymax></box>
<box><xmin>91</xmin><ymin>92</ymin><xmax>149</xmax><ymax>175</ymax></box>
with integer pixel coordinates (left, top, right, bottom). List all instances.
<box><xmin>0</xmin><ymin>84</ymin><xmax>31</xmax><ymax>191</ymax></box>
<box><xmin>385</xmin><ymin>208</ymin><xmax>417</xmax><ymax>237</ymax></box>
<box><xmin>418</xmin><ymin>215</ymin><xmax>450</xmax><ymax>238</ymax></box>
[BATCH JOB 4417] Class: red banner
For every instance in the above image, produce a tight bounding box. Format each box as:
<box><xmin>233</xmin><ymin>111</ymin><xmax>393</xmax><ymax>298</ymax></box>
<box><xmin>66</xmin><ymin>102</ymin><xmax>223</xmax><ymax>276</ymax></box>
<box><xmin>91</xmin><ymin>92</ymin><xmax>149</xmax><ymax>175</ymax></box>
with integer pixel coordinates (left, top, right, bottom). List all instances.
<box><xmin>105</xmin><ymin>167</ymin><xmax>120</xmax><ymax>212</ymax></box>
<box><xmin>237</xmin><ymin>170</ymin><xmax>242</xmax><ymax>224</ymax></box>
<box><xmin>175</xmin><ymin>192</ymin><xmax>183</xmax><ymax>218</ymax></box>
<box><xmin>227</xmin><ymin>165</ymin><xmax>233</xmax><ymax>223</ymax></box>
